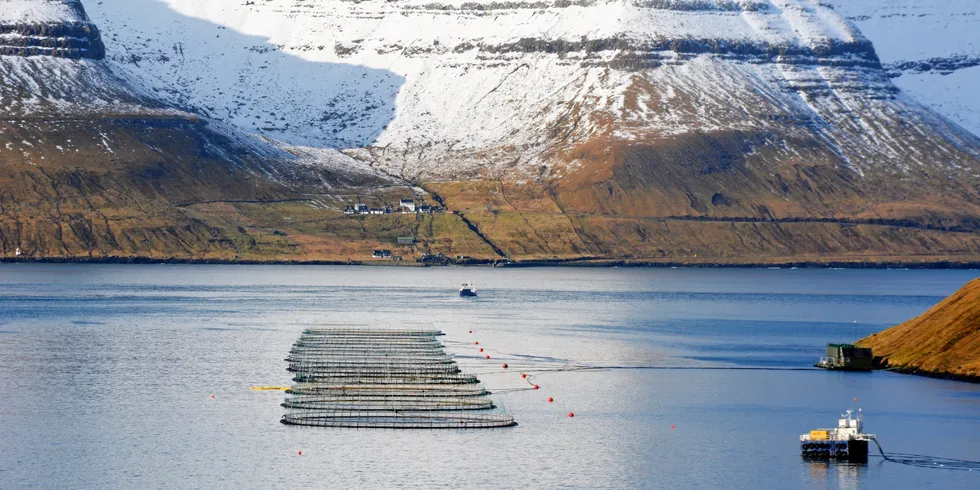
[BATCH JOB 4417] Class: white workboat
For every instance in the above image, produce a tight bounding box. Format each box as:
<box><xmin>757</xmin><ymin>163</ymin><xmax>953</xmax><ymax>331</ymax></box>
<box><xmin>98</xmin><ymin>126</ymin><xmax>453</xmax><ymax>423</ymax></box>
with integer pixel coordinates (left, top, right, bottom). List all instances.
<box><xmin>800</xmin><ymin>408</ymin><xmax>875</xmax><ymax>461</ymax></box>
<box><xmin>459</xmin><ymin>283</ymin><xmax>477</xmax><ymax>297</ymax></box>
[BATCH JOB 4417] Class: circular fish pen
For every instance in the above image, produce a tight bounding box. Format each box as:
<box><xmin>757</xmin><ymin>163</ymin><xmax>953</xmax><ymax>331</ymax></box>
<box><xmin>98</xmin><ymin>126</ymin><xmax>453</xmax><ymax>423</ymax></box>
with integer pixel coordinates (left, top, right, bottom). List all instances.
<box><xmin>288</xmin><ymin>364</ymin><xmax>462</xmax><ymax>375</ymax></box>
<box><xmin>281</xmin><ymin>396</ymin><xmax>496</xmax><ymax>411</ymax></box>
<box><xmin>281</xmin><ymin>411</ymin><xmax>517</xmax><ymax>429</ymax></box>
<box><xmin>280</xmin><ymin>328</ymin><xmax>515</xmax><ymax>429</ymax></box>
<box><xmin>292</xmin><ymin>373</ymin><xmax>480</xmax><ymax>384</ymax></box>
<box><xmin>286</xmin><ymin>384</ymin><xmax>490</xmax><ymax>397</ymax></box>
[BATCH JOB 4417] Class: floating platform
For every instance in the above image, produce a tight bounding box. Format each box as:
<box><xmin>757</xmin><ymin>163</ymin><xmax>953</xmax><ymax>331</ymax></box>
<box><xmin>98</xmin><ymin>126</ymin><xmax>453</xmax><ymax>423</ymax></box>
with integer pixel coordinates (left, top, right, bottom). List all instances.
<box><xmin>815</xmin><ymin>344</ymin><xmax>874</xmax><ymax>371</ymax></box>
<box><xmin>800</xmin><ymin>409</ymin><xmax>874</xmax><ymax>462</ymax></box>
<box><xmin>280</xmin><ymin>328</ymin><xmax>515</xmax><ymax>429</ymax></box>
<box><xmin>801</xmin><ymin>439</ymin><xmax>869</xmax><ymax>462</ymax></box>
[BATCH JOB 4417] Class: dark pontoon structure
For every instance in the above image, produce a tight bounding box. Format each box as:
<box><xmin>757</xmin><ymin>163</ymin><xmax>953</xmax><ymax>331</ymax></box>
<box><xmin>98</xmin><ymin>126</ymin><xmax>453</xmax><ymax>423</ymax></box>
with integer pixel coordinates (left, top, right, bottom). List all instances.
<box><xmin>815</xmin><ymin>343</ymin><xmax>874</xmax><ymax>371</ymax></box>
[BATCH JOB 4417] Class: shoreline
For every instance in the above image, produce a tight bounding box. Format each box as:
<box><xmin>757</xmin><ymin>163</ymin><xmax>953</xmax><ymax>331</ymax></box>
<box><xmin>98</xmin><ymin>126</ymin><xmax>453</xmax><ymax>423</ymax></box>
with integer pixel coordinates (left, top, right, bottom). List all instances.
<box><xmin>879</xmin><ymin>366</ymin><xmax>980</xmax><ymax>385</ymax></box>
<box><xmin>1</xmin><ymin>256</ymin><xmax>979</xmax><ymax>269</ymax></box>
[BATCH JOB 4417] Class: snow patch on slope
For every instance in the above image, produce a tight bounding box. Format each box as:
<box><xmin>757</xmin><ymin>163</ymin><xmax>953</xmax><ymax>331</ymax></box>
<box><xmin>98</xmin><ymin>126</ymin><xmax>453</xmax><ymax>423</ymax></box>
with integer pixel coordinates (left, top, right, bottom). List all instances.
<box><xmin>85</xmin><ymin>0</ymin><xmax>878</xmax><ymax>148</ymax></box>
<box><xmin>826</xmin><ymin>0</ymin><xmax>980</xmax><ymax>135</ymax></box>
<box><xmin>0</xmin><ymin>55</ymin><xmax>174</xmax><ymax>117</ymax></box>
<box><xmin>75</xmin><ymin>0</ymin><xmax>980</xmax><ymax>180</ymax></box>
<box><xmin>0</xmin><ymin>0</ymin><xmax>86</xmax><ymax>24</ymax></box>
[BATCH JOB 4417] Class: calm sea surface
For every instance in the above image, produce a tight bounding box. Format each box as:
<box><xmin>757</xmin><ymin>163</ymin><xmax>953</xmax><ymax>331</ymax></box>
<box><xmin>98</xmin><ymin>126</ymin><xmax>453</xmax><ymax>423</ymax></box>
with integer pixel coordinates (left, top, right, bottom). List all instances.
<box><xmin>0</xmin><ymin>265</ymin><xmax>978</xmax><ymax>489</ymax></box>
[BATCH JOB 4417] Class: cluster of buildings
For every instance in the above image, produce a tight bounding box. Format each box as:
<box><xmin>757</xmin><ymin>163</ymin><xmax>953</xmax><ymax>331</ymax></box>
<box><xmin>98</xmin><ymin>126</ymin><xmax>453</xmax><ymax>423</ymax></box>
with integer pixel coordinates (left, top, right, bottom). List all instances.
<box><xmin>343</xmin><ymin>199</ymin><xmax>443</xmax><ymax>216</ymax></box>
<box><xmin>343</xmin><ymin>204</ymin><xmax>391</xmax><ymax>215</ymax></box>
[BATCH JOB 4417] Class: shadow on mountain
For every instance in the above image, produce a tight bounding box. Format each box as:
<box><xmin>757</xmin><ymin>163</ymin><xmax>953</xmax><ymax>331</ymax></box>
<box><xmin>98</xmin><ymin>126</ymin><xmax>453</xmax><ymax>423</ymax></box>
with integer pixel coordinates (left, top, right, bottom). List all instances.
<box><xmin>86</xmin><ymin>0</ymin><xmax>403</xmax><ymax>148</ymax></box>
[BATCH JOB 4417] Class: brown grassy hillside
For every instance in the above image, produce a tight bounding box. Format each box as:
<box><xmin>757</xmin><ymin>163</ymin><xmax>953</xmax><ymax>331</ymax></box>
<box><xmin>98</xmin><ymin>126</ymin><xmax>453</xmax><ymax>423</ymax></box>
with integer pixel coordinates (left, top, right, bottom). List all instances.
<box><xmin>859</xmin><ymin>278</ymin><xmax>980</xmax><ymax>381</ymax></box>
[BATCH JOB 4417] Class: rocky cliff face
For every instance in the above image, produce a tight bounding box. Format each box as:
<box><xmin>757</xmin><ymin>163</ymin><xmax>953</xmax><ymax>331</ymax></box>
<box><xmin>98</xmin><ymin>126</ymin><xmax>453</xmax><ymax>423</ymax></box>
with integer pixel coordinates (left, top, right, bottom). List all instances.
<box><xmin>0</xmin><ymin>0</ymin><xmax>104</xmax><ymax>58</ymax></box>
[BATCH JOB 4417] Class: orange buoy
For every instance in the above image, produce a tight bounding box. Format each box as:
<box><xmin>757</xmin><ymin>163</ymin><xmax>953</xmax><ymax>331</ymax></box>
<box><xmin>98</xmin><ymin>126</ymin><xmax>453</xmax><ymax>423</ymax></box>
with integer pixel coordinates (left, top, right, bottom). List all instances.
<box><xmin>568</xmin><ymin>412</ymin><xmax>574</xmax><ymax>418</ymax></box>
<box><xmin>853</xmin><ymin>397</ymin><xmax>858</xmax><ymax>402</ymax></box>
<box><xmin>502</xmin><ymin>363</ymin><xmax>508</xmax><ymax>369</ymax></box>
<box><xmin>521</xmin><ymin>373</ymin><xmax>526</xmax><ymax>379</ymax></box>
<box><xmin>485</xmin><ymin>355</ymin><xmax>490</xmax><ymax>359</ymax></box>
<box><xmin>547</xmin><ymin>397</ymin><xmax>554</xmax><ymax>403</ymax></box>
<box><xmin>533</xmin><ymin>385</ymin><xmax>539</xmax><ymax>389</ymax></box>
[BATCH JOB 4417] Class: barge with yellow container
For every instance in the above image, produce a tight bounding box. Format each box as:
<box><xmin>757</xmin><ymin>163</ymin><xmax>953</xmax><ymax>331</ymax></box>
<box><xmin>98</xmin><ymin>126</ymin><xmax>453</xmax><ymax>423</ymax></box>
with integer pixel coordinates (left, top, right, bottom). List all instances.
<box><xmin>800</xmin><ymin>408</ymin><xmax>873</xmax><ymax>461</ymax></box>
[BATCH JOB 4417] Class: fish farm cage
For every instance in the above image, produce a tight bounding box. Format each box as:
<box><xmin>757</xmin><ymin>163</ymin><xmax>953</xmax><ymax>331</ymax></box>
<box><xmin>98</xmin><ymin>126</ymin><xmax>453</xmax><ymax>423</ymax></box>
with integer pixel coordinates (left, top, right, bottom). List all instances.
<box><xmin>280</xmin><ymin>328</ymin><xmax>515</xmax><ymax>429</ymax></box>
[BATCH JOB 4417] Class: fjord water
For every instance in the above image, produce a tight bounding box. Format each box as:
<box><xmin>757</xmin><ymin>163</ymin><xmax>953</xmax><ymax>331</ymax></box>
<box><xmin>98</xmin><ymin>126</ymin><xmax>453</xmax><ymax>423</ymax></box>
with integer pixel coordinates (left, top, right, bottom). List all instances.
<box><xmin>0</xmin><ymin>265</ymin><xmax>978</xmax><ymax>489</ymax></box>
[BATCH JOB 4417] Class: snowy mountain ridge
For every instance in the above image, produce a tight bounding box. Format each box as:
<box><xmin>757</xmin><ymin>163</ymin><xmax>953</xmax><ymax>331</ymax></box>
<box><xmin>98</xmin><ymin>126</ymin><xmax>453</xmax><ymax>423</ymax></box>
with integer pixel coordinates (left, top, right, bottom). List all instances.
<box><xmin>0</xmin><ymin>0</ymin><xmax>104</xmax><ymax>59</ymax></box>
<box><xmin>825</xmin><ymin>0</ymin><xmax>980</xmax><ymax>136</ymax></box>
<box><xmin>0</xmin><ymin>0</ymin><xmax>390</xmax><ymax>198</ymax></box>
<box><xmin>0</xmin><ymin>0</ymin><xmax>87</xmax><ymax>24</ymax></box>
<box><xmin>72</xmin><ymin>0</ymin><xmax>978</xmax><ymax>181</ymax></box>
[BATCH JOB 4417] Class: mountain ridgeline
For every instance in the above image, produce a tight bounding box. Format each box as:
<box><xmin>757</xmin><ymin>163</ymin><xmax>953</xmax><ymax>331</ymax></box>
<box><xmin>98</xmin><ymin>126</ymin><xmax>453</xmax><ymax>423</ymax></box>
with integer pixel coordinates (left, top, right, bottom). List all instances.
<box><xmin>0</xmin><ymin>0</ymin><xmax>978</xmax><ymax>264</ymax></box>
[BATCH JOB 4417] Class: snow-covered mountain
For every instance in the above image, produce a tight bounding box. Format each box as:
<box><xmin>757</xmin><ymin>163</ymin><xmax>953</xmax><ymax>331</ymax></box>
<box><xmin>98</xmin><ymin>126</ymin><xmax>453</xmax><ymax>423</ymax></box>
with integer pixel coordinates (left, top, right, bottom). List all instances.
<box><xmin>2</xmin><ymin>0</ymin><xmax>979</xmax><ymax>263</ymax></box>
<box><xmin>826</xmin><ymin>0</ymin><xmax>980</xmax><ymax>136</ymax></box>
<box><xmin>0</xmin><ymin>0</ymin><xmax>395</xmax><ymax>259</ymax></box>
<box><xmin>0</xmin><ymin>0</ymin><xmax>387</xmax><ymax>182</ymax></box>
<box><xmin>0</xmin><ymin>0</ymin><xmax>103</xmax><ymax>58</ymax></box>
<box><xmin>0</xmin><ymin>0</ymin><xmax>152</xmax><ymax>116</ymax></box>
<box><xmin>81</xmin><ymin>0</ymin><xmax>980</xmax><ymax>182</ymax></box>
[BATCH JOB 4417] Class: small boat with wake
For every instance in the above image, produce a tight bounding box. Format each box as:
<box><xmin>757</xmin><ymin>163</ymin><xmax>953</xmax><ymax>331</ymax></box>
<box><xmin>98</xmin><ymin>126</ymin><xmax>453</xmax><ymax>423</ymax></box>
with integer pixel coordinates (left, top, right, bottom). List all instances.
<box><xmin>459</xmin><ymin>283</ymin><xmax>477</xmax><ymax>297</ymax></box>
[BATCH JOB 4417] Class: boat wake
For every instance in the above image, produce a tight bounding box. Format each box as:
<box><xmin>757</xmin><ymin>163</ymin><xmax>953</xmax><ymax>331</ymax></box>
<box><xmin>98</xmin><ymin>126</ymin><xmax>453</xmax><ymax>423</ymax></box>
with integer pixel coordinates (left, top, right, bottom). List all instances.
<box><xmin>872</xmin><ymin>439</ymin><xmax>980</xmax><ymax>471</ymax></box>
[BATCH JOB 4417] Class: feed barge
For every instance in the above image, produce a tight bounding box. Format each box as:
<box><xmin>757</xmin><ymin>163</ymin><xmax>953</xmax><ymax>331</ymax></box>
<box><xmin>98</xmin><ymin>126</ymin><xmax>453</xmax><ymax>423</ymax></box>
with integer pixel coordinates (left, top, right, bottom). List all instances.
<box><xmin>800</xmin><ymin>408</ymin><xmax>873</xmax><ymax>461</ymax></box>
<box><xmin>814</xmin><ymin>343</ymin><xmax>873</xmax><ymax>371</ymax></box>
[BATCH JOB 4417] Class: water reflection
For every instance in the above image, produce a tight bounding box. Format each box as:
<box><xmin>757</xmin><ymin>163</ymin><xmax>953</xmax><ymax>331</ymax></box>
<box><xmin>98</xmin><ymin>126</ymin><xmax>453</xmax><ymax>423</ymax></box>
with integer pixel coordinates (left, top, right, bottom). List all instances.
<box><xmin>0</xmin><ymin>265</ymin><xmax>978</xmax><ymax>488</ymax></box>
<box><xmin>806</xmin><ymin>460</ymin><xmax>867</xmax><ymax>490</ymax></box>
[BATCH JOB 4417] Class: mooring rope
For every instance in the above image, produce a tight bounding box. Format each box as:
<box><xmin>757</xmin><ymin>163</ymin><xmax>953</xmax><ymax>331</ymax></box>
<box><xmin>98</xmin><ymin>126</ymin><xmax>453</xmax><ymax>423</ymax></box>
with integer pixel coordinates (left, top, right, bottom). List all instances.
<box><xmin>871</xmin><ymin>438</ymin><xmax>980</xmax><ymax>471</ymax></box>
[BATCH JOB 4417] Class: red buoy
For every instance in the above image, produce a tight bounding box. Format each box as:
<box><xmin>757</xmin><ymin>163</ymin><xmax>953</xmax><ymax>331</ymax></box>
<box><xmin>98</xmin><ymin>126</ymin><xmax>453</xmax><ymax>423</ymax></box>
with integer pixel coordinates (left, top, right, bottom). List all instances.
<box><xmin>568</xmin><ymin>412</ymin><xmax>574</xmax><ymax>418</ymax></box>
<box><xmin>468</xmin><ymin>330</ymin><xmax>473</xmax><ymax>334</ymax></box>
<box><xmin>548</xmin><ymin>397</ymin><xmax>554</xmax><ymax>403</ymax></box>
<box><xmin>210</xmin><ymin>394</ymin><xmax>215</xmax><ymax>399</ymax></box>
<box><xmin>533</xmin><ymin>385</ymin><xmax>539</xmax><ymax>390</ymax></box>
<box><xmin>502</xmin><ymin>363</ymin><xmax>508</xmax><ymax>369</ymax></box>
<box><xmin>479</xmin><ymin>348</ymin><xmax>484</xmax><ymax>352</ymax></box>
<box><xmin>671</xmin><ymin>425</ymin><xmax>675</xmax><ymax>429</ymax></box>
<box><xmin>521</xmin><ymin>373</ymin><xmax>526</xmax><ymax>379</ymax></box>
<box><xmin>298</xmin><ymin>450</ymin><xmax>302</xmax><ymax>455</ymax></box>
<box><xmin>485</xmin><ymin>355</ymin><xmax>490</xmax><ymax>359</ymax></box>
<box><xmin>474</xmin><ymin>341</ymin><xmax>479</xmax><ymax>345</ymax></box>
